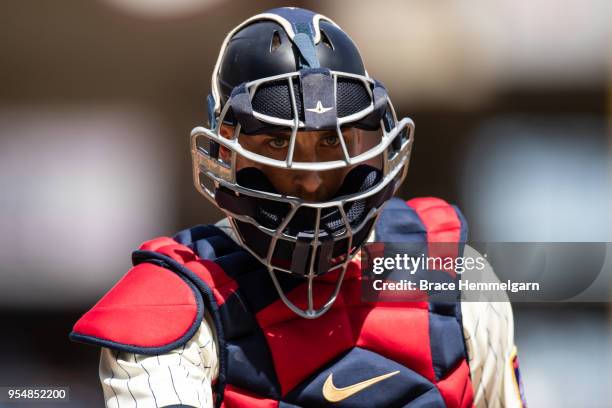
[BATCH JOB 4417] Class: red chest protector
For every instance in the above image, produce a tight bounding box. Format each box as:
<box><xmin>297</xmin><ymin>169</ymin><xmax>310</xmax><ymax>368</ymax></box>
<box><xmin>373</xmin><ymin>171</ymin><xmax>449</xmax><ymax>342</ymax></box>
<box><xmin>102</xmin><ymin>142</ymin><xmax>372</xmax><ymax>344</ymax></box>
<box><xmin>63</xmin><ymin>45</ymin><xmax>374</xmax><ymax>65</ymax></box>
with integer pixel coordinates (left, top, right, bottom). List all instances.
<box><xmin>71</xmin><ymin>197</ymin><xmax>474</xmax><ymax>408</ymax></box>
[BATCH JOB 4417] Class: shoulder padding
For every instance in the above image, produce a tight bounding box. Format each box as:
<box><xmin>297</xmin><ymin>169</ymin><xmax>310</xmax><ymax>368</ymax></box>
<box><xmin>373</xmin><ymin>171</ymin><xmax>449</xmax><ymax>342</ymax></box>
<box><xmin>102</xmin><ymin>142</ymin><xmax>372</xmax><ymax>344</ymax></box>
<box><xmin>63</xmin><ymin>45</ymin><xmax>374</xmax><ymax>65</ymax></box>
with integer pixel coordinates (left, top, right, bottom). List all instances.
<box><xmin>406</xmin><ymin>197</ymin><xmax>467</xmax><ymax>242</ymax></box>
<box><xmin>70</xmin><ymin>237</ymin><xmax>205</xmax><ymax>355</ymax></box>
<box><xmin>376</xmin><ymin>197</ymin><xmax>467</xmax><ymax>243</ymax></box>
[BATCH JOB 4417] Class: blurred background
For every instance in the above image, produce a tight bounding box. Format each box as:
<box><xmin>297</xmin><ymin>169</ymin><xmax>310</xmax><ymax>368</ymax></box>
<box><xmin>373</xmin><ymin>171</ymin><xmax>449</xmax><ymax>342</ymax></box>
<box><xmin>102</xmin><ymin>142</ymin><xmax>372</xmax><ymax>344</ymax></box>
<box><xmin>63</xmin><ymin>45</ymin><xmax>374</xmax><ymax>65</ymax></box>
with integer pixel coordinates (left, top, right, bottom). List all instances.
<box><xmin>0</xmin><ymin>0</ymin><xmax>610</xmax><ymax>406</ymax></box>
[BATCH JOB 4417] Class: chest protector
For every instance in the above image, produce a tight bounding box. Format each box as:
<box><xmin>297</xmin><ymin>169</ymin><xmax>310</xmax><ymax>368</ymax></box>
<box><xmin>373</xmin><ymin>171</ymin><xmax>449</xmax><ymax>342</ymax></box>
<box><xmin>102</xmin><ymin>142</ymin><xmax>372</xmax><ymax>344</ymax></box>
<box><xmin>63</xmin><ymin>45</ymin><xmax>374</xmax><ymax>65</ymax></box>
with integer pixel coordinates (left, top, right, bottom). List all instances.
<box><xmin>71</xmin><ymin>197</ymin><xmax>474</xmax><ymax>408</ymax></box>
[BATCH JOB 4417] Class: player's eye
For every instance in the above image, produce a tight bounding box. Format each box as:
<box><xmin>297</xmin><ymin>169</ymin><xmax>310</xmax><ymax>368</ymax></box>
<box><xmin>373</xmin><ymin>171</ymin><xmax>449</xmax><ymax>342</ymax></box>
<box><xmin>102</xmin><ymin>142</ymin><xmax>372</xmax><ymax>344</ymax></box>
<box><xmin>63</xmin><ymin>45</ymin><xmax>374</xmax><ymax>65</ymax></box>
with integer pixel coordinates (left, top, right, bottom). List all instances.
<box><xmin>321</xmin><ymin>134</ymin><xmax>340</xmax><ymax>147</ymax></box>
<box><xmin>268</xmin><ymin>136</ymin><xmax>289</xmax><ymax>149</ymax></box>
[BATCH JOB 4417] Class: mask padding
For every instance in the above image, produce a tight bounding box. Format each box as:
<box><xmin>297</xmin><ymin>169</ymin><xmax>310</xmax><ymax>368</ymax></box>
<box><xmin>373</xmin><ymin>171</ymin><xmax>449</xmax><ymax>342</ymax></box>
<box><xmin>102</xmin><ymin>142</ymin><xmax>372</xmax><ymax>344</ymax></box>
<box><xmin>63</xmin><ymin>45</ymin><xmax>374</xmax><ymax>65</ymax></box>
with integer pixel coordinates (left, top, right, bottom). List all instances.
<box><xmin>236</xmin><ymin>167</ymin><xmax>289</xmax><ymax>229</ymax></box>
<box><xmin>328</xmin><ymin>164</ymin><xmax>381</xmax><ymax>227</ymax></box>
<box><xmin>236</xmin><ymin>165</ymin><xmax>381</xmax><ymax>236</ymax></box>
<box><xmin>285</xmin><ymin>164</ymin><xmax>380</xmax><ymax>235</ymax></box>
<box><xmin>336</xmin><ymin>78</ymin><xmax>371</xmax><ymax>117</ymax></box>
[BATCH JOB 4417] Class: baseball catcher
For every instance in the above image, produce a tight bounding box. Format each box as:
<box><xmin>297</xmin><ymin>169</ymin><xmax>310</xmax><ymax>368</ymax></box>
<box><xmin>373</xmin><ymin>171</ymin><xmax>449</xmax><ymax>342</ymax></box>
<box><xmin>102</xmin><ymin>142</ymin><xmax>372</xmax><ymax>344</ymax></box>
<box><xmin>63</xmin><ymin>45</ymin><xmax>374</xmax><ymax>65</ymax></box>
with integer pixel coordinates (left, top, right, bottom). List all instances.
<box><xmin>71</xmin><ymin>7</ymin><xmax>527</xmax><ymax>408</ymax></box>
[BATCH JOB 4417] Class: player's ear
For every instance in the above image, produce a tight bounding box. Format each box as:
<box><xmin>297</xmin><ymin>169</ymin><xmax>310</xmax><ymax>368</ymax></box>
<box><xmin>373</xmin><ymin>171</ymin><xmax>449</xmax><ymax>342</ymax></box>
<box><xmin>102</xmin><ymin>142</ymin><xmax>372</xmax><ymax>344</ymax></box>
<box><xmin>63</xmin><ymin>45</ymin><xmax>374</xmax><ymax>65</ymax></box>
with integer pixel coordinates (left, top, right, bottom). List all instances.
<box><xmin>219</xmin><ymin>146</ymin><xmax>231</xmax><ymax>162</ymax></box>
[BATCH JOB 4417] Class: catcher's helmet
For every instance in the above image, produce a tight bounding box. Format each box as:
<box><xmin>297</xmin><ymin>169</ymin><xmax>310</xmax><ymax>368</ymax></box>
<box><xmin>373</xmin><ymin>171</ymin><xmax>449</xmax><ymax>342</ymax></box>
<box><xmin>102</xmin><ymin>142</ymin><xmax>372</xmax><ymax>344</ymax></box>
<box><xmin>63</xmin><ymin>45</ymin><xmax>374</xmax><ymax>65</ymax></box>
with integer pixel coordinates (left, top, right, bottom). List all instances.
<box><xmin>191</xmin><ymin>7</ymin><xmax>414</xmax><ymax>318</ymax></box>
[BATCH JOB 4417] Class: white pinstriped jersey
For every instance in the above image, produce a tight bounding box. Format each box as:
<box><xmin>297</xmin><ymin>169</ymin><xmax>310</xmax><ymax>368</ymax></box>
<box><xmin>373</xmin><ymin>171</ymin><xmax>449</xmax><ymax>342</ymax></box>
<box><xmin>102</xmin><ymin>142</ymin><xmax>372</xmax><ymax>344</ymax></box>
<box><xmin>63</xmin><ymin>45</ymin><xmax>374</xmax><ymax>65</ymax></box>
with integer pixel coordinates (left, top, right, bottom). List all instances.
<box><xmin>99</xmin><ymin>310</ymin><xmax>220</xmax><ymax>408</ymax></box>
<box><xmin>99</xmin><ymin>222</ymin><xmax>525</xmax><ymax>408</ymax></box>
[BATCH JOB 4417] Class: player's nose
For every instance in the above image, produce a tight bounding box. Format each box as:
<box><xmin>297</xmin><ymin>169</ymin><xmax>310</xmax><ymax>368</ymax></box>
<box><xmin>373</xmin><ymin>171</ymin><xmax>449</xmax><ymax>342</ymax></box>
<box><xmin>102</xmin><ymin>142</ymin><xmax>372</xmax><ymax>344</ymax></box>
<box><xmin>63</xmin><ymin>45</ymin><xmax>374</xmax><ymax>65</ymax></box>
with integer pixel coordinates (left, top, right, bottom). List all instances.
<box><xmin>294</xmin><ymin>171</ymin><xmax>324</xmax><ymax>202</ymax></box>
<box><xmin>290</xmin><ymin>135</ymin><xmax>327</xmax><ymax>200</ymax></box>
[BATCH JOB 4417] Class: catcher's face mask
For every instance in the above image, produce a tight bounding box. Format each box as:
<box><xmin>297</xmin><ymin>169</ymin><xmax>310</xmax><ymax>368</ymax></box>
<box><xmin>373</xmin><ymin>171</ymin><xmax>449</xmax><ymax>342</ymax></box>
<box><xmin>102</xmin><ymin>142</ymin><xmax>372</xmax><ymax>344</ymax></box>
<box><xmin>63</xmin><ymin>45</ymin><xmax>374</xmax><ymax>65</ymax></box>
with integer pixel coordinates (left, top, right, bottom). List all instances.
<box><xmin>190</xmin><ymin>9</ymin><xmax>414</xmax><ymax>319</ymax></box>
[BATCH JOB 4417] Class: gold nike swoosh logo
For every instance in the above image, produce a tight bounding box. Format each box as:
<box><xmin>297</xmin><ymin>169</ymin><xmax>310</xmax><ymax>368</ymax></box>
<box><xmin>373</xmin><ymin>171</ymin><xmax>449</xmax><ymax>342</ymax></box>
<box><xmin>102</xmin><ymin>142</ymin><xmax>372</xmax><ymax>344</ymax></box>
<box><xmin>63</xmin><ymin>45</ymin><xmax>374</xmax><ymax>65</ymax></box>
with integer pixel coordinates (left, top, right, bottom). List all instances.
<box><xmin>322</xmin><ymin>370</ymin><xmax>400</xmax><ymax>403</ymax></box>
